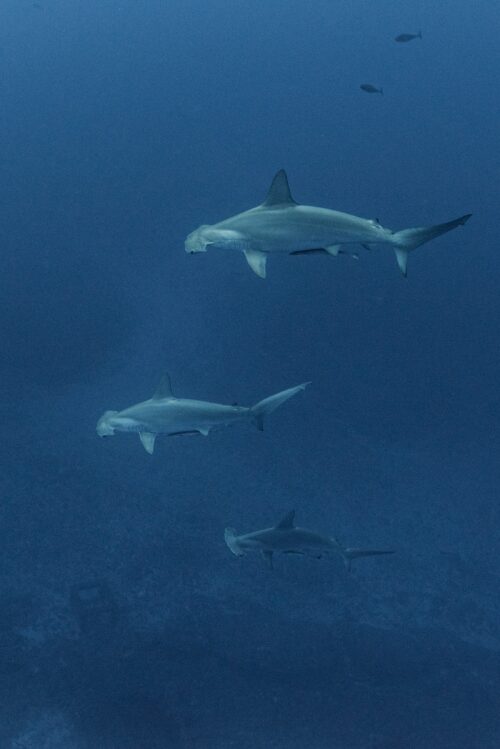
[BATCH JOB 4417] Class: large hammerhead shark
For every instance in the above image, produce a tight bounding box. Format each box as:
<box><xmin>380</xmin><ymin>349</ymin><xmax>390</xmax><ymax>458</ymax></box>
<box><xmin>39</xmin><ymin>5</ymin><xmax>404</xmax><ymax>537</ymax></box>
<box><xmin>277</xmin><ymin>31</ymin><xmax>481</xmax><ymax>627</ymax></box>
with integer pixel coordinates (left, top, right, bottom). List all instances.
<box><xmin>185</xmin><ymin>169</ymin><xmax>471</xmax><ymax>278</ymax></box>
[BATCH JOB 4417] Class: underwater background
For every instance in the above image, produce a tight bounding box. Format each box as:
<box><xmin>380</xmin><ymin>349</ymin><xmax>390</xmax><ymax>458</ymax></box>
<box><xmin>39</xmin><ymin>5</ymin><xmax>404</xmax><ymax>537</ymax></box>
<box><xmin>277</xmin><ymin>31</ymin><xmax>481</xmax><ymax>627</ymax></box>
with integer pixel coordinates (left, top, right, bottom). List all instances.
<box><xmin>1</xmin><ymin>0</ymin><xmax>499</xmax><ymax>746</ymax></box>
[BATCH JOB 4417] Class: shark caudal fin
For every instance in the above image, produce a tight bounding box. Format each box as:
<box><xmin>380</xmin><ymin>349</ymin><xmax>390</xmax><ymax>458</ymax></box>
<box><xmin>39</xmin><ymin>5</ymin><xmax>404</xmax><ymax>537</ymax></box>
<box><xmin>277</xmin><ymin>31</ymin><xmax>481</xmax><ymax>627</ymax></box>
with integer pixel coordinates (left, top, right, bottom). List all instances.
<box><xmin>391</xmin><ymin>213</ymin><xmax>471</xmax><ymax>276</ymax></box>
<box><xmin>250</xmin><ymin>382</ymin><xmax>310</xmax><ymax>431</ymax></box>
<box><xmin>224</xmin><ymin>528</ymin><xmax>243</xmax><ymax>557</ymax></box>
<box><xmin>334</xmin><ymin>538</ymin><xmax>395</xmax><ymax>571</ymax></box>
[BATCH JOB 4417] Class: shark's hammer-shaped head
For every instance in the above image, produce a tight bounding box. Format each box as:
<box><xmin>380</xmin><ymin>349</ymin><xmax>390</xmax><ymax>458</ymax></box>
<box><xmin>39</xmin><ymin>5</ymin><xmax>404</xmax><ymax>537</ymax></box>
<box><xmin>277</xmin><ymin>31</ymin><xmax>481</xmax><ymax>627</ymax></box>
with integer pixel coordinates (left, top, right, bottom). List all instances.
<box><xmin>224</xmin><ymin>528</ymin><xmax>245</xmax><ymax>557</ymax></box>
<box><xmin>96</xmin><ymin>410</ymin><xmax>119</xmax><ymax>437</ymax></box>
<box><xmin>184</xmin><ymin>224</ymin><xmax>213</xmax><ymax>254</ymax></box>
<box><xmin>185</xmin><ymin>224</ymin><xmax>245</xmax><ymax>254</ymax></box>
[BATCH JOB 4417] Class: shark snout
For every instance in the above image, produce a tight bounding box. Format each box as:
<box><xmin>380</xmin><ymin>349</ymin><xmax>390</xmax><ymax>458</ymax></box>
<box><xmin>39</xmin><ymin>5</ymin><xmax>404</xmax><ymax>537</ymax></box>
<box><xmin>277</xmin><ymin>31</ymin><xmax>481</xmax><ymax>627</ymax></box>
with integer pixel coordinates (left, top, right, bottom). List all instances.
<box><xmin>184</xmin><ymin>225</ymin><xmax>211</xmax><ymax>254</ymax></box>
<box><xmin>96</xmin><ymin>410</ymin><xmax>118</xmax><ymax>437</ymax></box>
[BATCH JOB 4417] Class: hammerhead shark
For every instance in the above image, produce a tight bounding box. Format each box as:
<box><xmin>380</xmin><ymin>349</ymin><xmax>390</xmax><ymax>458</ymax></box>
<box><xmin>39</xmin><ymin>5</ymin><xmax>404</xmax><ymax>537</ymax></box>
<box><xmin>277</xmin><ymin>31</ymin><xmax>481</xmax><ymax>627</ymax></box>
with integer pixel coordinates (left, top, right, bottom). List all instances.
<box><xmin>96</xmin><ymin>374</ymin><xmax>309</xmax><ymax>454</ymax></box>
<box><xmin>185</xmin><ymin>169</ymin><xmax>471</xmax><ymax>278</ymax></box>
<box><xmin>225</xmin><ymin>511</ymin><xmax>394</xmax><ymax>570</ymax></box>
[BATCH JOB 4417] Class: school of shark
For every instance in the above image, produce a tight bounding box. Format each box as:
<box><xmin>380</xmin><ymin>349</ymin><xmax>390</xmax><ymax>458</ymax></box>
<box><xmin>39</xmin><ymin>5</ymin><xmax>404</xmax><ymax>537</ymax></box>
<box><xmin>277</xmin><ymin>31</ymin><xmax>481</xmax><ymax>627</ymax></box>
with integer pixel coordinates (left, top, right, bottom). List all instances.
<box><xmin>97</xmin><ymin>155</ymin><xmax>470</xmax><ymax>575</ymax></box>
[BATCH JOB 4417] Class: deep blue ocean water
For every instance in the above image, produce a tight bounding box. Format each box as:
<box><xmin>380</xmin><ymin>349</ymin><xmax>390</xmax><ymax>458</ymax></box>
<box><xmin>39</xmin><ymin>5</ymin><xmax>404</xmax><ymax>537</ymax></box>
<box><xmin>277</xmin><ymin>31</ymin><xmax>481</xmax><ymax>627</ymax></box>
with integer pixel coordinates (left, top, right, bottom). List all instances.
<box><xmin>1</xmin><ymin>1</ymin><xmax>499</xmax><ymax>746</ymax></box>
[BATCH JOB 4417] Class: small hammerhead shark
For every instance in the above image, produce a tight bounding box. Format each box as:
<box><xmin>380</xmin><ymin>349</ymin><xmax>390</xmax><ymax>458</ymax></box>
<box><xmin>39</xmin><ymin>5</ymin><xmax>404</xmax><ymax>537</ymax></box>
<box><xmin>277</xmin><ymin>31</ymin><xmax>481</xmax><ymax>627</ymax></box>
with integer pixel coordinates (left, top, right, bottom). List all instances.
<box><xmin>225</xmin><ymin>510</ymin><xmax>395</xmax><ymax>570</ymax></box>
<box><xmin>97</xmin><ymin>374</ymin><xmax>309</xmax><ymax>454</ymax></box>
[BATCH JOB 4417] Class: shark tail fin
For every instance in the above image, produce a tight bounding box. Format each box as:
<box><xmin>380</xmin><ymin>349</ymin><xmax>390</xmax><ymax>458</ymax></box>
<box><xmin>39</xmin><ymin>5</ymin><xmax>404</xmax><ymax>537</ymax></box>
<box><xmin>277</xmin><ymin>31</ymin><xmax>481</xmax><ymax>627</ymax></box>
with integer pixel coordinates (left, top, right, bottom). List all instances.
<box><xmin>334</xmin><ymin>538</ymin><xmax>395</xmax><ymax>571</ymax></box>
<box><xmin>390</xmin><ymin>213</ymin><xmax>471</xmax><ymax>276</ymax></box>
<box><xmin>224</xmin><ymin>528</ymin><xmax>243</xmax><ymax>557</ymax></box>
<box><xmin>250</xmin><ymin>382</ymin><xmax>310</xmax><ymax>431</ymax></box>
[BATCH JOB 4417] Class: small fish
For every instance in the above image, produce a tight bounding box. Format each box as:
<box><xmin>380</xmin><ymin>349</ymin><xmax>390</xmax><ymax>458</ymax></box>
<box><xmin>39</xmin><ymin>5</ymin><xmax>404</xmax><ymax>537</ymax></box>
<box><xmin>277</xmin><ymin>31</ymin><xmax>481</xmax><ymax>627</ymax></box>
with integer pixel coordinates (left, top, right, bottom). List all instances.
<box><xmin>395</xmin><ymin>31</ymin><xmax>422</xmax><ymax>43</ymax></box>
<box><xmin>360</xmin><ymin>84</ymin><xmax>383</xmax><ymax>95</ymax></box>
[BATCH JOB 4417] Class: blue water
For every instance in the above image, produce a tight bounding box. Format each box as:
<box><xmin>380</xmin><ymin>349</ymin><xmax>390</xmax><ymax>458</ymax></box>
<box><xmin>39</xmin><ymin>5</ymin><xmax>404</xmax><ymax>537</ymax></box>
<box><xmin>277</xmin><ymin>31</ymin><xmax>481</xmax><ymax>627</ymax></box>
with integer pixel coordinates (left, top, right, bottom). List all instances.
<box><xmin>1</xmin><ymin>0</ymin><xmax>499</xmax><ymax>746</ymax></box>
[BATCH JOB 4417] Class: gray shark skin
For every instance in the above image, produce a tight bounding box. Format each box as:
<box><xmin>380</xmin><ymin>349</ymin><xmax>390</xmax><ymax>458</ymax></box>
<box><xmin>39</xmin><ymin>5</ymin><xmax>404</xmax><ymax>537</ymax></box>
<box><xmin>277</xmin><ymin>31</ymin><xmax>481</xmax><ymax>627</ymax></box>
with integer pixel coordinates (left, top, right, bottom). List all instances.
<box><xmin>185</xmin><ymin>170</ymin><xmax>471</xmax><ymax>278</ymax></box>
<box><xmin>96</xmin><ymin>374</ymin><xmax>310</xmax><ymax>454</ymax></box>
<box><xmin>225</xmin><ymin>511</ymin><xmax>395</xmax><ymax>570</ymax></box>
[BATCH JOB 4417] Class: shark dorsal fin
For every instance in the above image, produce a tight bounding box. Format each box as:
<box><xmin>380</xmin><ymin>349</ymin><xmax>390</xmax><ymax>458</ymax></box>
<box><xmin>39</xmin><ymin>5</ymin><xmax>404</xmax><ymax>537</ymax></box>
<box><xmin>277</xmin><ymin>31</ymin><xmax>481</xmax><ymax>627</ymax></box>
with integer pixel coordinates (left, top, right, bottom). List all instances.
<box><xmin>263</xmin><ymin>170</ymin><xmax>297</xmax><ymax>208</ymax></box>
<box><xmin>275</xmin><ymin>510</ymin><xmax>295</xmax><ymax>530</ymax></box>
<box><xmin>152</xmin><ymin>373</ymin><xmax>174</xmax><ymax>400</ymax></box>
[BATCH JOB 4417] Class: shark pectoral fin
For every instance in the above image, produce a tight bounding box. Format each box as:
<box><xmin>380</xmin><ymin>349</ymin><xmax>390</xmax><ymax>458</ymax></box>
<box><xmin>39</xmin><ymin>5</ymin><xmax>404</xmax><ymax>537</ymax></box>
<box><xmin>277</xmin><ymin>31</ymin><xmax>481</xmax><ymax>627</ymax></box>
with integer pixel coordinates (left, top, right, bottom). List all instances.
<box><xmin>262</xmin><ymin>550</ymin><xmax>274</xmax><ymax>569</ymax></box>
<box><xmin>139</xmin><ymin>432</ymin><xmax>156</xmax><ymax>454</ymax></box>
<box><xmin>198</xmin><ymin>427</ymin><xmax>210</xmax><ymax>436</ymax></box>
<box><xmin>244</xmin><ymin>249</ymin><xmax>267</xmax><ymax>278</ymax></box>
<box><xmin>394</xmin><ymin>248</ymin><xmax>408</xmax><ymax>277</ymax></box>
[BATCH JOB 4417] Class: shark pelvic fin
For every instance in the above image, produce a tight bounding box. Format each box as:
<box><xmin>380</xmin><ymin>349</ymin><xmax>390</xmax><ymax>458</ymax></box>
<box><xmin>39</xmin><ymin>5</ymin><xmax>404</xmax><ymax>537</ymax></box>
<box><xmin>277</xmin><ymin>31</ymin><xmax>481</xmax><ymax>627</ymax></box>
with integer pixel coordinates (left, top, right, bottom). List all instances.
<box><xmin>152</xmin><ymin>373</ymin><xmax>174</xmax><ymax>400</ymax></box>
<box><xmin>275</xmin><ymin>510</ymin><xmax>295</xmax><ymax>530</ymax></box>
<box><xmin>263</xmin><ymin>169</ymin><xmax>297</xmax><ymax>208</ymax></box>
<box><xmin>139</xmin><ymin>432</ymin><xmax>156</xmax><ymax>454</ymax></box>
<box><xmin>325</xmin><ymin>244</ymin><xmax>359</xmax><ymax>260</ymax></box>
<box><xmin>244</xmin><ymin>249</ymin><xmax>267</xmax><ymax>278</ymax></box>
